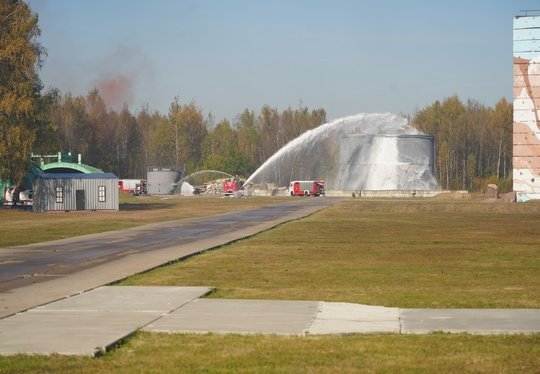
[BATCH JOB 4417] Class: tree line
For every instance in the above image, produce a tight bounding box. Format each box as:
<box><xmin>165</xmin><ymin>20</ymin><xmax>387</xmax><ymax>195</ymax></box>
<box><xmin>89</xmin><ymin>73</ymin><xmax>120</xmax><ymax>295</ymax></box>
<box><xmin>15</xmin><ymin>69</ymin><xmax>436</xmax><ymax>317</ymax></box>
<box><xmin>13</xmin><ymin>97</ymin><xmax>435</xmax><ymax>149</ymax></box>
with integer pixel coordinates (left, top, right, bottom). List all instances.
<box><xmin>412</xmin><ymin>96</ymin><xmax>513</xmax><ymax>192</ymax></box>
<box><xmin>1</xmin><ymin>0</ymin><xmax>513</xmax><ymax>192</ymax></box>
<box><xmin>50</xmin><ymin>90</ymin><xmax>327</xmax><ymax>179</ymax></box>
<box><xmin>32</xmin><ymin>89</ymin><xmax>516</xmax><ymax>193</ymax></box>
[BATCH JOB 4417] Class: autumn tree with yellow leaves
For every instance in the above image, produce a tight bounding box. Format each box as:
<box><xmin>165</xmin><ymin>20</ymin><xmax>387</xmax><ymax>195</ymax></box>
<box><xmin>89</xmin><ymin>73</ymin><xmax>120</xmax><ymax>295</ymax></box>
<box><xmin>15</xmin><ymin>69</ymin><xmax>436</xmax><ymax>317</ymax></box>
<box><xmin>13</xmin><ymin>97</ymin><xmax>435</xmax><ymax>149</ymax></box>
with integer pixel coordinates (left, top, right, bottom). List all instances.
<box><xmin>0</xmin><ymin>0</ymin><xmax>53</xmax><ymax>186</ymax></box>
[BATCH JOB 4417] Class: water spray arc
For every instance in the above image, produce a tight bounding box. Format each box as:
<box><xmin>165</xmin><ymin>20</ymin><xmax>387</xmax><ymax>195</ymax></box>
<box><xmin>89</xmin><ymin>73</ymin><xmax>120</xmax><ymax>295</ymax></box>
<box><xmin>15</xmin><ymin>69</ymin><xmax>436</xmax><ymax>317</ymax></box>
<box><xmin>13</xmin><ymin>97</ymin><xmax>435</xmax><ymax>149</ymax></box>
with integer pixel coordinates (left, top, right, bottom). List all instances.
<box><xmin>175</xmin><ymin>170</ymin><xmax>235</xmax><ymax>195</ymax></box>
<box><xmin>245</xmin><ymin>113</ymin><xmax>438</xmax><ymax>191</ymax></box>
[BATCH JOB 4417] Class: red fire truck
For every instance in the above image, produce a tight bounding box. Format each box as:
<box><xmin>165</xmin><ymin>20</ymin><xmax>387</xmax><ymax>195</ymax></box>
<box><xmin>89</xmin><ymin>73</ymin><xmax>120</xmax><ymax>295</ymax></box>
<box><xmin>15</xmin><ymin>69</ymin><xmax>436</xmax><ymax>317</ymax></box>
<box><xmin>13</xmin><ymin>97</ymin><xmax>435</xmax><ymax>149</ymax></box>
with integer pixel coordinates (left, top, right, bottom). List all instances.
<box><xmin>288</xmin><ymin>180</ymin><xmax>325</xmax><ymax>196</ymax></box>
<box><xmin>118</xmin><ymin>179</ymin><xmax>147</xmax><ymax>195</ymax></box>
<box><xmin>223</xmin><ymin>177</ymin><xmax>244</xmax><ymax>196</ymax></box>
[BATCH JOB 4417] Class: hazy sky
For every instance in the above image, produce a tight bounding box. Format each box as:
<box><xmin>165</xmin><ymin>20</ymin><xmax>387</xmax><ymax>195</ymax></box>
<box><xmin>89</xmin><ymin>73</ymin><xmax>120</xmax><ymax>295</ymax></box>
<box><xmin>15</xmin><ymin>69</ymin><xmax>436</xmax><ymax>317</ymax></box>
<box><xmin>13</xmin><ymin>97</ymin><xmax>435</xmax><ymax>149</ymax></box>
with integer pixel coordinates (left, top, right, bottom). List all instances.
<box><xmin>29</xmin><ymin>0</ymin><xmax>538</xmax><ymax>122</ymax></box>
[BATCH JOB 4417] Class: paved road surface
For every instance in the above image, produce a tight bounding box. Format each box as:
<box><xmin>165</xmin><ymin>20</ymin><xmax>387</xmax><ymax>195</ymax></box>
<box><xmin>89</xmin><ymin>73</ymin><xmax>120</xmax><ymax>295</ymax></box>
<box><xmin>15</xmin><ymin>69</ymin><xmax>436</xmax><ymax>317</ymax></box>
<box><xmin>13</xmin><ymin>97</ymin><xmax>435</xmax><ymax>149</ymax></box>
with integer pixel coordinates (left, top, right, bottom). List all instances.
<box><xmin>0</xmin><ymin>198</ymin><xmax>339</xmax><ymax>318</ymax></box>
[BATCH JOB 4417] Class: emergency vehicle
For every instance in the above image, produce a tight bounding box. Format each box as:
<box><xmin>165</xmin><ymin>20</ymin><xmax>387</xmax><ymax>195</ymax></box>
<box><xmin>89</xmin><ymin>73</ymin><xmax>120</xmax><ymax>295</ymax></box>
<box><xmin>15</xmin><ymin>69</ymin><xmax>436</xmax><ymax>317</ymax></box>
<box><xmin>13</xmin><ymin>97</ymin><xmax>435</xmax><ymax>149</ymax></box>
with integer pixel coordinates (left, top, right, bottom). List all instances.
<box><xmin>288</xmin><ymin>180</ymin><xmax>325</xmax><ymax>196</ymax></box>
<box><xmin>118</xmin><ymin>179</ymin><xmax>147</xmax><ymax>195</ymax></box>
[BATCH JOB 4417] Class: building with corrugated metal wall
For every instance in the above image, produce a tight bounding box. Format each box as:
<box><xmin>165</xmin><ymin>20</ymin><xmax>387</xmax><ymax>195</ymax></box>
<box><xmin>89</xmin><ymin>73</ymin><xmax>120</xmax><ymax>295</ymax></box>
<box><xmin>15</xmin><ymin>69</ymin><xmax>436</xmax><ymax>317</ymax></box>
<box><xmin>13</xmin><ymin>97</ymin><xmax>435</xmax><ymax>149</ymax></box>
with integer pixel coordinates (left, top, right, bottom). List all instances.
<box><xmin>33</xmin><ymin>173</ymin><xmax>119</xmax><ymax>213</ymax></box>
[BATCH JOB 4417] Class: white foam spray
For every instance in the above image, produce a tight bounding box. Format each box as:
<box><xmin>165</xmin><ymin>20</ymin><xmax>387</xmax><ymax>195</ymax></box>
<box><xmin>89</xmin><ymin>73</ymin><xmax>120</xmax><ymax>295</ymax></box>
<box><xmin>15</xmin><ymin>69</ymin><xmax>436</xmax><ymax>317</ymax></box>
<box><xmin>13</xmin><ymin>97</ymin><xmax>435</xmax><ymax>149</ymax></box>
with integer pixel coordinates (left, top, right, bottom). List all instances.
<box><xmin>245</xmin><ymin>113</ymin><xmax>438</xmax><ymax>190</ymax></box>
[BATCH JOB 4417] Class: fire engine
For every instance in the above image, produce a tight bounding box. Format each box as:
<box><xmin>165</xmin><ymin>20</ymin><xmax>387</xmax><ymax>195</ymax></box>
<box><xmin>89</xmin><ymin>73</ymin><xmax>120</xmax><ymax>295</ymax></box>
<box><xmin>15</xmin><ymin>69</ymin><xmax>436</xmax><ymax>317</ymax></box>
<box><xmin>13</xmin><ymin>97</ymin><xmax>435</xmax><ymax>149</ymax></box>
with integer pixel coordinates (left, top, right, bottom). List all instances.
<box><xmin>223</xmin><ymin>177</ymin><xmax>244</xmax><ymax>196</ymax></box>
<box><xmin>118</xmin><ymin>179</ymin><xmax>147</xmax><ymax>195</ymax></box>
<box><xmin>289</xmin><ymin>180</ymin><xmax>325</xmax><ymax>196</ymax></box>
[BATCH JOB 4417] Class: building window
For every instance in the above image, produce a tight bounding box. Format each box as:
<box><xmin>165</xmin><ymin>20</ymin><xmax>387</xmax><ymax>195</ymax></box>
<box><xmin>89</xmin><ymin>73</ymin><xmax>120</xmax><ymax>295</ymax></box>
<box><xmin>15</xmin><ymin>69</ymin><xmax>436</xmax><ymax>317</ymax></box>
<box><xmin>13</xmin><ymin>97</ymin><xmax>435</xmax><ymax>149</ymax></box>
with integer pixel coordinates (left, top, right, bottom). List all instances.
<box><xmin>55</xmin><ymin>186</ymin><xmax>63</xmax><ymax>203</ymax></box>
<box><xmin>98</xmin><ymin>185</ymin><xmax>106</xmax><ymax>202</ymax></box>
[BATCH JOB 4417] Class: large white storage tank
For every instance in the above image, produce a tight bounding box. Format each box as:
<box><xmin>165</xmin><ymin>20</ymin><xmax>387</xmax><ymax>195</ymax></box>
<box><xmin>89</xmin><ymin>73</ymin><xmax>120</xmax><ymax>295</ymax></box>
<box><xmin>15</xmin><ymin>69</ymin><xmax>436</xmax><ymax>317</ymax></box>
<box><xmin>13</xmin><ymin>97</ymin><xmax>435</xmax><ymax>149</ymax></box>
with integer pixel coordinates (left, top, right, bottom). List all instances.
<box><xmin>147</xmin><ymin>168</ymin><xmax>180</xmax><ymax>195</ymax></box>
<box><xmin>337</xmin><ymin>134</ymin><xmax>437</xmax><ymax>190</ymax></box>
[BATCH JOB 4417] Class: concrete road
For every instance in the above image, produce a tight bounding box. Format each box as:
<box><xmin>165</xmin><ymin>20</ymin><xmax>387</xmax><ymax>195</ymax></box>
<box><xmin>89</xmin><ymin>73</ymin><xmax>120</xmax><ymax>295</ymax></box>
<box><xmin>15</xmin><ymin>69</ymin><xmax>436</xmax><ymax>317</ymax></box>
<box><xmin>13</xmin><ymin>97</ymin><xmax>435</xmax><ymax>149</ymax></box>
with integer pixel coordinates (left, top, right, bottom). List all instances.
<box><xmin>1</xmin><ymin>286</ymin><xmax>538</xmax><ymax>356</ymax></box>
<box><xmin>0</xmin><ymin>286</ymin><xmax>212</xmax><ymax>356</ymax></box>
<box><xmin>0</xmin><ymin>198</ymin><xmax>339</xmax><ymax>318</ymax></box>
<box><xmin>400</xmin><ymin>308</ymin><xmax>540</xmax><ymax>334</ymax></box>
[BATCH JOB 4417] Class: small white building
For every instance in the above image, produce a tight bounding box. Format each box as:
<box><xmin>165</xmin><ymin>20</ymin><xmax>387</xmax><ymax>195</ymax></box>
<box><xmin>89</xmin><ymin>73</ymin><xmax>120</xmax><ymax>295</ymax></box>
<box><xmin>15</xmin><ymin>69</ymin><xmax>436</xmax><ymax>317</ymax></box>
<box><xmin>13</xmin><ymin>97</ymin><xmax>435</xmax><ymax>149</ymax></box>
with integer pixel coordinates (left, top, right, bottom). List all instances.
<box><xmin>33</xmin><ymin>173</ymin><xmax>119</xmax><ymax>213</ymax></box>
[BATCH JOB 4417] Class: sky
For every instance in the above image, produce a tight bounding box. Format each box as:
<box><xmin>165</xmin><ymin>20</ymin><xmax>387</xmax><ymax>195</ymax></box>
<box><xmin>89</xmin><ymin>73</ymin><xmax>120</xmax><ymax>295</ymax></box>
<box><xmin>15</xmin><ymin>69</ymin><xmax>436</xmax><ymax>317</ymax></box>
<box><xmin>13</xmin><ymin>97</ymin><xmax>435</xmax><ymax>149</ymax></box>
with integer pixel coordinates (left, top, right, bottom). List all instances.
<box><xmin>28</xmin><ymin>0</ymin><xmax>540</xmax><ymax>123</ymax></box>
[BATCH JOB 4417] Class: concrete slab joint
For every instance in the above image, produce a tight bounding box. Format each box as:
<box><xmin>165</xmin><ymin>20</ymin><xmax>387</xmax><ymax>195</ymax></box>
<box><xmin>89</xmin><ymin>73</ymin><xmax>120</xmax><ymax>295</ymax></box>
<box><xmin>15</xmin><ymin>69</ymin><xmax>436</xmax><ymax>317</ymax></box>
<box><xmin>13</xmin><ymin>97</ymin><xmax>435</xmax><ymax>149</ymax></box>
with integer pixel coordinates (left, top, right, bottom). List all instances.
<box><xmin>0</xmin><ymin>286</ymin><xmax>213</xmax><ymax>356</ymax></box>
<box><xmin>308</xmin><ymin>302</ymin><xmax>401</xmax><ymax>335</ymax></box>
<box><xmin>1</xmin><ymin>286</ymin><xmax>540</xmax><ymax>357</ymax></box>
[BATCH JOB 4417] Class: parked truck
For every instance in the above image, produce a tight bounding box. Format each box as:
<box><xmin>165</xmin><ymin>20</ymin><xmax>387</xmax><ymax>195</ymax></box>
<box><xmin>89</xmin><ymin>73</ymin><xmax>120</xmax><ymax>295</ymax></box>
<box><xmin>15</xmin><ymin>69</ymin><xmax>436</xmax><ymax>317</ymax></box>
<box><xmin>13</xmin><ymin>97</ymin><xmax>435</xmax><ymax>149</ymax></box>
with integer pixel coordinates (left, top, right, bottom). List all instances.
<box><xmin>223</xmin><ymin>177</ymin><xmax>244</xmax><ymax>196</ymax></box>
<box><xmin>3</xmin><ymin>186</ymin><xmax>33</xmax><ymax>206</ymax></box>
<box><xmin>289</xmin><ymin>180</ymin><xmax>325</xmax><ymax>197</ymax></box>
<box><xmin>118</xmin><ymin>179</ymin><xmax>147</xmax><ymax>195</ymax></box>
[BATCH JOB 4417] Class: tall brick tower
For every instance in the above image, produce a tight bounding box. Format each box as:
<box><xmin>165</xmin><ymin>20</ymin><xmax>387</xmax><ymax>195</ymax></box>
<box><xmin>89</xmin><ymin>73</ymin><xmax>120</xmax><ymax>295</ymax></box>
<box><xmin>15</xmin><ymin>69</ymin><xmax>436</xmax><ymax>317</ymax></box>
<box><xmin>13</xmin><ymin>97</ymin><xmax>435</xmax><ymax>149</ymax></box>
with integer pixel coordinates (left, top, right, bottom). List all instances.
<box><xmin>513</xmin><ymin>12</ymin><xmax>540</xmax><ymax>201</ymax></box>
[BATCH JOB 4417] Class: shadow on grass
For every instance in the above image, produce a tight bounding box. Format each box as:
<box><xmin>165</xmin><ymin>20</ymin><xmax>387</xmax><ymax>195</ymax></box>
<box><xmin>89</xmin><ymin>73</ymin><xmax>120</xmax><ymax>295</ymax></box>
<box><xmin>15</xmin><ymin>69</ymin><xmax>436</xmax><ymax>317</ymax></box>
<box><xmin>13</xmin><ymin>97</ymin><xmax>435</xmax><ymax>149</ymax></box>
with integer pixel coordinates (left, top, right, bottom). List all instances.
<box><xmin>119</xmin><ymin>203</ymin><xmax>171</xmax><ymax>211</ymax></box>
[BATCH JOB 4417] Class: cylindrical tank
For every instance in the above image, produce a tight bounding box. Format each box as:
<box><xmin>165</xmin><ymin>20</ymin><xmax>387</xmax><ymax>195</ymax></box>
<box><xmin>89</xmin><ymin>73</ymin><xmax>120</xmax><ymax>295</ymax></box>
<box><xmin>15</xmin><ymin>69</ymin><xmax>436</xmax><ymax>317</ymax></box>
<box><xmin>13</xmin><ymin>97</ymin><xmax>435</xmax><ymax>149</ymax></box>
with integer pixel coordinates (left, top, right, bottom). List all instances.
<box><xmin>337</xmin><ymin>134</ymin><xmax>437</xmax><ymax>190</ymax></box>
<box><xmin>147</xmin><ymin>168</ymin><xmax>180</xmax><ymax>194</ymax></box>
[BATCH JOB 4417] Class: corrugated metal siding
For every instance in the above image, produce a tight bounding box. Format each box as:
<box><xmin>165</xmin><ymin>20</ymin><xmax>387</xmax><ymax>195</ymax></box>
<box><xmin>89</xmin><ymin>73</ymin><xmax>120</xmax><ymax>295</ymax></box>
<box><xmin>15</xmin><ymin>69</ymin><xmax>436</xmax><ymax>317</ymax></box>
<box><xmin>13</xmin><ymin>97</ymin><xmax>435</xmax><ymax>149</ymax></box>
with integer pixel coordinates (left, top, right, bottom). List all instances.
<box><xmin>33</xmin><ymin>176</ymin><xmax>118</xmax><ymax>212</ymax></box>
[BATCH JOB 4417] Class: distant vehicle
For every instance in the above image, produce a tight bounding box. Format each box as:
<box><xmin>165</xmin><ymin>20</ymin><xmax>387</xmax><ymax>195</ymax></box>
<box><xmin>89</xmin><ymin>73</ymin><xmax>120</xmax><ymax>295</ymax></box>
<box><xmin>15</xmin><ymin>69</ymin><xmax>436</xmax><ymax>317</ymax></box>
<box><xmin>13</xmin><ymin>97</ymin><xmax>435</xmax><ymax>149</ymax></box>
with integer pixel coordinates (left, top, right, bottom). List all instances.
<box><xmin>223</xmin><ymin>177</ymin><xmax>244</xmax><ymax>196</ymax></box>
<box><xmin>289</xmin><ymin>180</ymin><xmax>325</xmax><ymax>197</ymax></box>
<box><xmin>18</xmin><ymin>189</ymin><xmax>33</xmax><ymax>205</ymax></box>
<box><xmin>3</xmin><ymin>186</ymin><xmax>33</xmax><ymax>206</ymax></box>
<box><xmin>3</xmin><ymin>187</ymin><xmax>15</xmax><ymax>206</ymax></box>
<box><xmin>118</xmin><ymin>179</ymin><xmax>147</xmax><ymax>195</ymax></box>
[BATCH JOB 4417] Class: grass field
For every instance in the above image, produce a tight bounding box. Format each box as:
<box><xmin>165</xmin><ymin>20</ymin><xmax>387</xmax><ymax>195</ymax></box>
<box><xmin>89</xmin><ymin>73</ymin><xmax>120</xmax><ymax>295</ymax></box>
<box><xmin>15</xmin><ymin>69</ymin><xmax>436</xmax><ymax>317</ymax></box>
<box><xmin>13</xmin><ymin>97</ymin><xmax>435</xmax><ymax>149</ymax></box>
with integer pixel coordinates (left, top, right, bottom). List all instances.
<box><xmin>2</xmin><ymin>333</ymin><xmax>539</xmax><ymax>373</ymax></box>
<box><xmin>1</xmin><ymin>197</ymin><xmax>539</xmax><ymax>373</ymax></box>
<box><xmin>122</xmin><ymin>199</ymin><xmax>540</xmax><ymax>308</ymax></box>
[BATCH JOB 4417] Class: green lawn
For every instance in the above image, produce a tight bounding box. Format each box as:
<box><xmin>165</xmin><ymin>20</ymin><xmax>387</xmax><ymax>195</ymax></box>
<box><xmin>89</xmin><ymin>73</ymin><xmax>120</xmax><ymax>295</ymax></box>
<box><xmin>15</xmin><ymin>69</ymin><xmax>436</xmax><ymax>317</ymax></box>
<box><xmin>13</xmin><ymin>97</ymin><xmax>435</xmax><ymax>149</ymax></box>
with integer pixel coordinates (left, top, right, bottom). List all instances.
<box><xmin>1</xmin><ymin>198</ymin><xmax>539</xmax><ymax>373</ymax></box>
<box><xmin>3</xmin><ymin>333</ymin><xmax>539</xmax><ymax>374</ymax></box>
<box><xmin>122</xmin><ymin>199</ymin><xmax>540</xmax><ymax>308</ymax></box>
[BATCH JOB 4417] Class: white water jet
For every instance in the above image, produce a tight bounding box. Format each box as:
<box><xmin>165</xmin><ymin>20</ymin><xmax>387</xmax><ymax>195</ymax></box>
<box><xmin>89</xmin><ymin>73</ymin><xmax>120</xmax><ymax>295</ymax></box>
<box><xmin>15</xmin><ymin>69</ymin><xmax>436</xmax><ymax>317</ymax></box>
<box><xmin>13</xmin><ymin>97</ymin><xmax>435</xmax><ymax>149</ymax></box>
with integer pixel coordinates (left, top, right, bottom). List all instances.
<box><xmin>180</xmin><ymin>181</ymin><xmax>195</xmax><ymax>196</ymax></box>
<box><xmin>364</xmin><ymin>136</ymin><xmax>399</xmax><ymax>190</ymax></box>
<box><xmin>245</xmin><ymin>113</ymin><xmax>438</xmax><ymax>190</ymax></box>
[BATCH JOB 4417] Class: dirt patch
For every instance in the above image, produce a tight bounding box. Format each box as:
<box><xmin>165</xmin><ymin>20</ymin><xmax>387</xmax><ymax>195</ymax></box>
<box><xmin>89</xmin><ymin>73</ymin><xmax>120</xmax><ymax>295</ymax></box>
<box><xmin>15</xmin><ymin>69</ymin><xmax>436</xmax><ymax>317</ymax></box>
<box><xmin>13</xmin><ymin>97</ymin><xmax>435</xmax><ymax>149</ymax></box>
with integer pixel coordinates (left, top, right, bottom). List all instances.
<box><xmin>432</xmin><ymin>191</ymin><xmax>471</xmax><ymax>200</ymax></box>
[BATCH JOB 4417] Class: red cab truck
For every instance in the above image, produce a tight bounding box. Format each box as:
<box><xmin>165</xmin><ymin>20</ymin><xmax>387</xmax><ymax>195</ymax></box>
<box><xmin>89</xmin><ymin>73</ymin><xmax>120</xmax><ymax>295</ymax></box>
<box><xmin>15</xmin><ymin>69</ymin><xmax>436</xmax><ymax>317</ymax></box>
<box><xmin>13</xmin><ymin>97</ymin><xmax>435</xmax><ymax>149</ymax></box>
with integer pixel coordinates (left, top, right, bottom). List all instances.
<box><xmin>288</xmin><ymin>180</ymin><xmax>325</xmax><ymax>196</ymax></box>
<box><xmin>223</xmin><ymin>178</ymin><xmax>244</xmax><ymax>196</ymax></box>
<box><xmin>118</xmin><ymin>179</ymin><xmax>147</xmax><ymax>195</ymax></box>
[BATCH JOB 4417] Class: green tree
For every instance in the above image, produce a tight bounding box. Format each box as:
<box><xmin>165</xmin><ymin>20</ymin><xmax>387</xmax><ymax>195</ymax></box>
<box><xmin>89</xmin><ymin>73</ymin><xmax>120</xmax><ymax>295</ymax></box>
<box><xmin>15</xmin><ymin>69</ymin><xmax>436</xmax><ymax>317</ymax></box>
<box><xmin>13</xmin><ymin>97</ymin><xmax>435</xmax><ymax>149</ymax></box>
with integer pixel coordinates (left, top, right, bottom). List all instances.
<box><xmin>236</xmin><ymin>109</ymin><xmax>259</xmax><ymax>173</ymax></box>
<box><xmin>0</xmin><ymin>0</ymin><xmax>45</xmax><ymax>185</ymax></box>
<box><xmin>466</xmin><ymin>152</ymin><xmax>477</xmax><ymax>191</ymax></box>
<box><xmin>257</xmin><ymin>105</ymin><xmax>280</xmax><ymax>164</ymax></box>
<box><xmin>148</xmin><ymin>112</ymin><xmax>174</xmax><ymax>168</ymax></box>
<box><xmin>53</xmin><ymin>93</ymin><xmax>89</xmax><ymax>156</ymax></box>
<box><xmin>85</xmin><ymin>89</ymin><xmax>115</xmax><ymax>172</ymax></box>
<box><xmin>167</xmin><ymin>98</ymin><xmax>207</xmax><ymax>170</ymax></box>
<box><xmin>32</xmin><ymin>88</ymin><xmax>60</xmax><ymax>155</ymax></box>
<box><xmin>202</xmin><ymin>119</ymin><xmax>235</xmax><ymax>171</ymax></box>
<box><xmin>490</xmin><ymin>98</ymin><xmax>512</xmax><ymax>180</ymax></box>
<box><xmin>115</xmin><ymin>105</ymin><xmax>141</xmax><ymax>178</ymax></box>
<box><xmin>412</xmin><ymin>96</ymin><xmax>513</xmax><ymax>192</ymax></box>
<box><xmin>136</xmin><ymin>105</ymin><xmax>155</xmax><ymax>175</ymax></box>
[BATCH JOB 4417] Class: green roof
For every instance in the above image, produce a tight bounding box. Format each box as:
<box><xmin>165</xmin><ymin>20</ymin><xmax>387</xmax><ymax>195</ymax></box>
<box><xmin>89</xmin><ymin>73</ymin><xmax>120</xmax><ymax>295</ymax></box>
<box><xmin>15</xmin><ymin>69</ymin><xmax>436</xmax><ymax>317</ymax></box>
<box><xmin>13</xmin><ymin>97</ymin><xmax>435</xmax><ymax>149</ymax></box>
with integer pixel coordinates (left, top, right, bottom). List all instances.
<box><xmin>41</xmin><ymin>162</ymin><xmax>103</xmax><ymax>174</ymax></box>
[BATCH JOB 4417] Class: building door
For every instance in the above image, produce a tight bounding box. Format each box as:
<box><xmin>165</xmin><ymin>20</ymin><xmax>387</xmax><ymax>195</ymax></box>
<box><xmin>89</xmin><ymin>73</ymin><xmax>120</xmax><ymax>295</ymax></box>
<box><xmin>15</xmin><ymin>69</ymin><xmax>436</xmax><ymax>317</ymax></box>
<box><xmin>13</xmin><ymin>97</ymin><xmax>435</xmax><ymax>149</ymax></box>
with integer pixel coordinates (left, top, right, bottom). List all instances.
<box><xmin>76</xmin><ymin>190</ymin><xmax>85</xmax><ymax>211</ymax></box>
